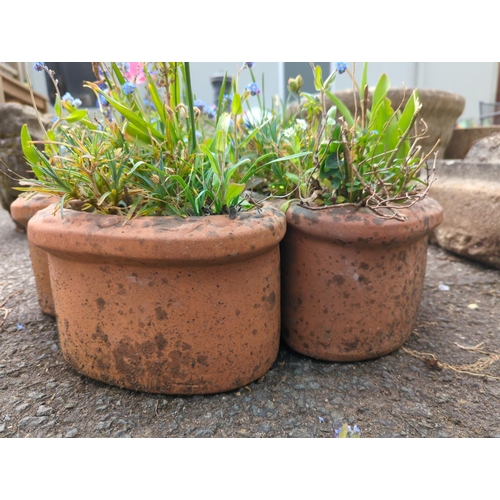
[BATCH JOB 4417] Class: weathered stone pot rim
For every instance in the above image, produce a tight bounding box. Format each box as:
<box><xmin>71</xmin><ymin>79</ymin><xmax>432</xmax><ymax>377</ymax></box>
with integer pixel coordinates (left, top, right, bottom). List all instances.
<box><xmin>286</xmin><ymin>198</ymin><xmax>443</xmax><ymax>245</ymax></box>
<box><xmin>28</xmin><ymin>202</ymin><xmax>286</xmax><ymax>265</ymax></box>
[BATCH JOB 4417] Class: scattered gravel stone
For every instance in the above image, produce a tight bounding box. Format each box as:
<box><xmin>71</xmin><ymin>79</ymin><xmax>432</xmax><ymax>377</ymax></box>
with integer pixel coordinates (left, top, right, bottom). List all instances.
<box><xmin>18</xmin><ymin>416</ymin><xmax>48</xmax><ymax>428</ymax></box>
<box><xmin>66</xmin><ymin>428</ymin><xmax>78</xmax><ymax>438</ymax></box>
<box><xmin>36</xmin><ymin>405</ymin><xmax>52</xmax><ymax>416</ymax></box>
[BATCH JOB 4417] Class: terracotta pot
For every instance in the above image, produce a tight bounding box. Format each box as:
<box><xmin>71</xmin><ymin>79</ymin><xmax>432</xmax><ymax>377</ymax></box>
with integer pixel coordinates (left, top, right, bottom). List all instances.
<box><xmin>281</xmin><ymin>198</ymin><xmax>443</xmax><ymax>362</ymax></box>
<box><xmin>10</xmin><ymin>194</ymin><xmax>59</xmax><ymax>316</ymax></box>
<box><xmin>28</xmin><ymin>204</ymin><xmax>286</xmax><ymax>395</ymax></box>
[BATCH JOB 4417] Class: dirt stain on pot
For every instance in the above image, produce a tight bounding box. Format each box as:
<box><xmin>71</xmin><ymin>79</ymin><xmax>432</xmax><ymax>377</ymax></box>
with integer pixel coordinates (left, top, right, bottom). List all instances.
<box><xmin>96</xmin><ymin>297</ymin><xmax>106</xmax><ymax>310</ymax></box>
<box><xmin>155</xmin><ymin>307</ymin><xmax>168</xmax><ymax>320</ymax></box>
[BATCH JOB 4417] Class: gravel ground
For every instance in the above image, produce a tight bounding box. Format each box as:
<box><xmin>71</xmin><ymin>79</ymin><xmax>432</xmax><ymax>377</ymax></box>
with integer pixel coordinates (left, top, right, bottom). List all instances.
<box><xmin>1</xmin><ymin>206</ymin><xmax>500</xmax><ymax>439</ymax></box>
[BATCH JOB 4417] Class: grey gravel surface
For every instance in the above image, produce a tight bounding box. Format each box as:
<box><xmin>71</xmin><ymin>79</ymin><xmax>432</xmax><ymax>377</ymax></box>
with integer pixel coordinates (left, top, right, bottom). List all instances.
<box><xmin>1</xmin><ymin>206</ymin><xmax>500</xmax><ymax>438</ymax></box>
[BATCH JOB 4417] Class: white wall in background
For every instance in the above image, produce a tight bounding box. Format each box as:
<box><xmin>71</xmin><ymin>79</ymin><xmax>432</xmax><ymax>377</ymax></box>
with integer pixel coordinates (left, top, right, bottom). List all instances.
<box><xmin>332</xmin><ymin>62</ymin><xmax>498</xmax><ymax>124</ymax></box>
<box><xmin>26</xmin><ymin>62</ymin><xmax>498</xmax><ymax>124</ymax></box>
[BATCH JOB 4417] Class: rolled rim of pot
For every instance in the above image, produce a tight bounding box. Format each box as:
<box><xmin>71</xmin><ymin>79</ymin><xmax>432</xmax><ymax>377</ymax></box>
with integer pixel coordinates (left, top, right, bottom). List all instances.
<box><xmin>27</xmin><ymin>202</ymin><xmax>287</xmax><ymax>266</ymax></box>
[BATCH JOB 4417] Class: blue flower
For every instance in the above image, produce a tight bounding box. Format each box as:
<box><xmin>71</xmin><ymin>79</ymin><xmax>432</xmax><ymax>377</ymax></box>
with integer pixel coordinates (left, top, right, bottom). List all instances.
<box><xmin>194</xmin><ymin>99</ymin><xmax>207</xmax><ymax>111</ymax></box>
<box><xmin>206</xmin><ymin>107</ymin><xmax>216</xmax><ymax>119</ymax></box>
<box><xmin>336</xmin><ymin>62</ymin><xmax>347</xmax><ymax>74</ymax></box>
<box><xmin>72</xmin><ymin>98</ymin><xmax>82</xmax><ymax>108</ymax></box>
<box><xmin>17</xmin><ymin>323</ymin><xmax>24</xmax><ymax>330</ymax></box>
<box><xmin>195</xmin><ymin>130</ymin><xmax>202</xmax><ymax>141</ymax></box>
<box><xmin>62</xmin><ymin>92</ymin><xmax>74</xmax><ymax>102</ymax></box>
<box><xmin>119</xmin><ymin>62</ymin><xmax>130</xmax><ymax>73</ymax></box>
<box><xmin>122</xmin><ymin>82</ymin><xmax>136</xmax><ymax>95</ymax></box>
<box><xmin>33</xmin><ymin>62</ymin><xmax>45</xmax><ymax>72</ymax></box>
<box><xmin>97</xmin><ymin>94</ymin><xmax>109</xmax><ymax>107</ymax></box>
<box><xmin>246</xmin><ymin>82</ymin><xmax>261</xmax><ymax>96</ymax></box>
<box><xmin>222</xmin><ymin>94</ymin><xmax>232</xmax><ymax>105</ymax></box>
<box><xmin>143</xmin><ymin>98</ymin><xmax>155</xmax><ymax>109</ymax></box>
<box><xmin>245</xmin><ymin>62</ymin><xmax>255</xmax><ymax>69</ymax></box>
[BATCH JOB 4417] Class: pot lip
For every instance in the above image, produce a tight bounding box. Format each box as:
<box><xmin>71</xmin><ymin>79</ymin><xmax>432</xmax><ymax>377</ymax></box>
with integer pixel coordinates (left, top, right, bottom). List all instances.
<box><xmin>285</xmin><ymin>197</ymin><xmax>443</xmax><ymax>245</ymax></box>
<box><xmin>28</xmin><ymin>202</ymin><xmax>286</xmax><ymax>265</ymax></box>
<box><xmin>10</xmin><ymin>193</ymin><xmax>60</xmax><ymax>226</ymax></box>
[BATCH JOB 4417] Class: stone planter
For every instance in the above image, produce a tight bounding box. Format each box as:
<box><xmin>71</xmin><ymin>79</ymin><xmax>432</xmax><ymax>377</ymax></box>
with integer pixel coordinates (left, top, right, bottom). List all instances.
<box><xmin>280</xmin><ymin>199</ymin><xmax>443</xmax><ymax>361</ymax></box>
<box><xmin>444</xmin><ymin>127</ymin><xmax>500</xmax><ymax>159</ymax></box>
<box><xmin>10</xmin><ymin>194</ymin><xmax>59</xmax><ymax>316</ymax></box>
<box><xmin>28</xmin><ymin>203</ymin><xmax>286</xmax><ymax>395</ymax></box>
<box><xmin>0</xmin><ymin>103</ymin><xmax>52</xmax><ymax>227</ymax></box>
<box><xmin>430</xmin><ymin>159</ymin><xmax>500</xmax><ymax>269</ymax></box>
<box><xmin>321</xmin><ymin>88</ymin><xmax>465</xmax><ymax>159</ymax></box>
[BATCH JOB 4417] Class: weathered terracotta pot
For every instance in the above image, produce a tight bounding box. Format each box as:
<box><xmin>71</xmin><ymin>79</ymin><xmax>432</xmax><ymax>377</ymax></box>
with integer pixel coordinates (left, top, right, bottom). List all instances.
<box><xmin>10</xmin><ymin>194</ymin><xmax>59</xmax><ymax>316</ymax></box>
<box><xmin>28</xmin><ymin>203</ymin><xmax>286</xmax><ymax>395</ymax></box>
<box><xmin>281</xmin><ymin>198</ymin><xmax>443</xmax><ymax>362</ymax></box>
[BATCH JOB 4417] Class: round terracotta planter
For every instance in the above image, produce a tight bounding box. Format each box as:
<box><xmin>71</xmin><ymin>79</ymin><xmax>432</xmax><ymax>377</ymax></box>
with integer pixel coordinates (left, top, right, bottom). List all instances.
<box><xmin>281</xmin><ymin>198</ymin><xmax>443</xmax><ymax>362</ymax></box>
<box><xmin>10</xmin><ymin>194</ymin><xmax>59</xmax><ymax>316</ymax></box>
<box><xmin>28</xmin><ymin>203</ymin><xmax>286</xmax><ymax>395</ymax></box>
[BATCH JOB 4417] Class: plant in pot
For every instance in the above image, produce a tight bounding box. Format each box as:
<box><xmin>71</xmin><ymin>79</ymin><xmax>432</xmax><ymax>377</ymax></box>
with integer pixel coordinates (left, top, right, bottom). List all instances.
<box><xmin>11</xmin><ymin>81</ymin><xmax>92</xmax><ymax>316</ymax></box>
<box><xmin>278</xmin><ymin>62</ymin><xmax>444</xmax><ymax>362</ymax></box>
<box><xmin>20</xmin><ymin>61</ymin><xmax>293</xmax><ymax>395</ymax></box>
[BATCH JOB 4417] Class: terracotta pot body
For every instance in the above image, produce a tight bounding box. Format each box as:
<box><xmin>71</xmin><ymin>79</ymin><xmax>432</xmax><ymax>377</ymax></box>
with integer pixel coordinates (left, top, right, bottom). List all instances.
<box><xmin>281</xmin><ymin>198</ymin><xmax>443</xmax><ymax>362</ymax></box>
<box><xmin>10</xmin><ymin>194</ymin><xmax>59</xmax><ymax>316</ymax></box>
<box><xmin>28</xmin><ymin>204</ymin><xmax>286</xmax><ymax>395</ymax></box>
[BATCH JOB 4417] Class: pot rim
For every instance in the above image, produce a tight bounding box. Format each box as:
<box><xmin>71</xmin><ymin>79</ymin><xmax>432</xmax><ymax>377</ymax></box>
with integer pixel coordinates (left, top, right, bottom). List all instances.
<box><xmin>28</xmin><ymin>202</ymin><xmax>286</xmax><ymax>265</ymax></box>
<box><xmin>285</xmin><ymin>197</ymin><xmax>443</xmax><ymax>245</ymax></box>
<box><xmin>10</xmin><ymin>193</ymin><xmax>60</xmax><ymax>227</ymax></box>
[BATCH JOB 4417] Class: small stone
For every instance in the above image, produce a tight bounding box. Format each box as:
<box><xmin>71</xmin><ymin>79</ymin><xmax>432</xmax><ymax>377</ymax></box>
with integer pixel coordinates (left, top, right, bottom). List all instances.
<box><xmin>438</xmin><ymin>283</ymin><xmax>450</xmax><ymax>291</ymax></box>
<box><xmin>66</xmin><ymin>428</ymin><xmax>78</xmax><ymax>438</ymax></box>
<box><xmin>65</xmin><ymin>402</ymin><xmax>77</xmax><ymax>409</ymax></box>
<box><xmin>96</xmin><ymin>420</ymin><xmax>112</xmax><ymax>430</ymax></box>
<box><xmin>36</xmin><ymin>405</ymin><xmax>52</xmax><ymax>416</ymax></box>
<box><xmin>194</xmin><ymin>428</ymin><xmax>214</xmax><ymax>437</ymax></box>
<box><xmin>28</xmin><ymin>391</ymin><xmax>46</xmax><ymax>400</ymax></box>
<box><xmin>15</xmin><ymin>402</ymin><xmax>30</xmax><ymax>412</ymax></box>
<box><xmin>19</xmin><ymin>416</ymin><xmax>47</xmax><ymax>428</ymax></box>
<box><xmin>0</xmin><ymin>424</ymin><xmax>5</xmax><ymax>433</ymax></box>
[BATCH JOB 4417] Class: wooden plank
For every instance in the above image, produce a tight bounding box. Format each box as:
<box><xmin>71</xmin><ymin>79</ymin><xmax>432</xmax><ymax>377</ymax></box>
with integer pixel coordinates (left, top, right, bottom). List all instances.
<box><xmin>0</xmin><ymin>72</ymin><xmax>48</xmax><ymax>112</ymax></box>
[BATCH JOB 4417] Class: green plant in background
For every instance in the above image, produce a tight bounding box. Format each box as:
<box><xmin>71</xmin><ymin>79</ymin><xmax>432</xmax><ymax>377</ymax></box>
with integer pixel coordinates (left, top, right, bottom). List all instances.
<box><xmin>275</xmin><ymin>62</ymin><xmax>439</xmax><ymax>219</ymax></box>
<box><xmin>19</xmin><ymin>62</ymin><xmax>299</xmax><ymax>218</ymax></box>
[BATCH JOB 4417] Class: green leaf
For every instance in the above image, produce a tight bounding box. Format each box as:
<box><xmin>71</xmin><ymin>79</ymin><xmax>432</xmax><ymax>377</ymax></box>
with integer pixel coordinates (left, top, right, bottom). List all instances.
<box><xmin>280</xmin><ymin>199</ymin><xmax>296</xmax><ymax>213</ymax></box>
<box><xmin>124</xmin><ymin>122</ymin><xmax>153</xmax><ymax>145</ymax></box>
<box><xmin>314</xmin><ymin>65</ymin><xmax>323</xmax><ymax>91</ymax></box>
<box><xmin>371</xmin><ymin>73</ymin><xmax>390</xmax><ymax>118</ymax></box>
<box><xmin>224</xmin><ymin>182</ymin><xmax>245</xmax><ymax>206</ymax></box>
<box><xmin>146</xmin><ymin>80</ymin><xmax>166</xmax><ymax>123</ymax></box>
<box><xmin>325</xmin><ymin>90</ymin><xmax>354</xmax><ymax>128</ymax></box>
<box><xmin>54</xmin><ymin>94</ymin><xmax>62</xmax><ymax>118</ymax></box>
<box><xmin>215</xmin><ymin>113</ymin><xmax>231</xmax><ymax>153</ymax></box>
<box><xmin>85</xmin><ymin>82</ymin><xmax>164</xmax><ymax>142</ymax></box>
<box><xmin>200</xmin><ymin>144</ymin><xmax>222</xmax><ymax>177</ymax></box>
<box><xmin>231</xmin><ymin>93</ymin><xmax>242</xmax><ymax>116</ymax></box>
<box><xmin>111</xmin><ymin>62</ymin><xmax>126</xmax><ymax>86</ymax></box>
<box><xmin>65</xmin><ymin>110</ymin><xmax>88</xmax><ymax>123</ymax></box>
<box><xmin>20</xmin><ymin>124</ymin><xmax>40</xmax><ymax>164</ymax></box>
<box><xmin>397</xmin><ymin>90</ymin><xmax>420</xmax><ymax>137</ymax></box>
<box><xmin>359</xmin><ymin>63</ymin><xmax>369</xmax><ymax>103</ymax></box>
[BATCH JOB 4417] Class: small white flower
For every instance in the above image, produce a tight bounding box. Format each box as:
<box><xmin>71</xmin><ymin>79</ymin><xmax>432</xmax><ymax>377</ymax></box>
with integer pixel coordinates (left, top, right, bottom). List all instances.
<box><xmin>295</xmin><ymin>119</ymin><xmax>307</xmax><ymax>130</ymax></box>
<box><xmin>283</xmin><ymin>127</ymin><xmax>295</xmax><ymax>138</ymax></box>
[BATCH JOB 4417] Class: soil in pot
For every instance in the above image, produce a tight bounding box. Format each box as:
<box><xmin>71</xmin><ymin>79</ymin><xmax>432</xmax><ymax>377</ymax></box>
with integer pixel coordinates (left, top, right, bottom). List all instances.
<box><xmin>28</xmin><ymin>203</ymin><xmax>286</xmax><ymax>395</ymax></box>
<box><xmin>10</xmin><ymin>194</ymin><xmax>59</xmax><ymax>316</ymax></box>
<box><xmin>280</xmin><ymin>198</ymin><xmax>443</xmax><ymax>362</ymax></box>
